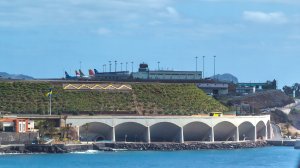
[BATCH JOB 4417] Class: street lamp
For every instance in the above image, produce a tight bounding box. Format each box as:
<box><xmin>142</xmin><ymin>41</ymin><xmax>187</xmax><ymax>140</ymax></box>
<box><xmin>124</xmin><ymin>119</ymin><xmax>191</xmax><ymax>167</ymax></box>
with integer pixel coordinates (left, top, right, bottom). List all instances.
<box><xmin>195</xmin><ymin>56</ymin><xmax>198</xmax><ymax>72</ymax></box>
<box><xmin>109</xmin><ymin>61</ymin><xmax>112</xmax><ymax>72</ymax></box>
<box><xmin>202</xmin><ymin>56</ymin><xmax>205</xmax><ymax>78</ymax></box>
<box><xmin>213</xmin><ymin>55</ymin><xmax>216</xmax><ymax>79</ymax></box>
<box><xmin>157</xmin><ymin>61</ymin><xmax>160</xmax><ymax>70</ymax></box>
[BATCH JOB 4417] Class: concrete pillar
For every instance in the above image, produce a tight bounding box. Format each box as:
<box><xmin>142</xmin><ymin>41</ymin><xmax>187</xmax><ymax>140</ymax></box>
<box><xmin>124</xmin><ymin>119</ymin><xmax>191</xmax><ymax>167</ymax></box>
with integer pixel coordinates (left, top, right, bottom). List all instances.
<box><xmin>254</xmin><ymin>125</ymin><xmax>257</xmax><ymax>142</ymax></box>
<box><xmin>265</xmin><ymin>124</ymin><xmax>268</xmax><ymax>140</ymax></box>
<box><xmin>180</xmin><ymin>127</ymin><xmax>184</xmax><ymax>143</ymax></box>
<box><xmin>211</xmin><ymin>127</ymin><xmax>215</xmax><ymax>142</ymax></box>
<box><xmin>77</xmin><ymin>126</ymin><xmax>80</xmax><ymax>141</ymax></box>
<box><xmin>147</xmin><ymin>126</ymin><xmax>151</xmax><ymax>143</ymax></box>
<box><xmin>112</xmin><ymin>126</ymin><xmax>116</xmax><ymax>142</ymax></box>
<box><xmin>236</xmin><ymin>127</ymin><xmax>239</xmax><ymax>142</ymax></box>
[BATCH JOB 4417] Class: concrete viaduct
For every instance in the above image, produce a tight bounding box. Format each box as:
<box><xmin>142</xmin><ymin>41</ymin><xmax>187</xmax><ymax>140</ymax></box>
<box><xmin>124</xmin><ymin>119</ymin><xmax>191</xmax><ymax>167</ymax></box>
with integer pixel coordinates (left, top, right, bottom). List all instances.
<box><xmin>66</xmin><ymin>115</ymin><xmax>271</xmax><ymax>143</ymax></box>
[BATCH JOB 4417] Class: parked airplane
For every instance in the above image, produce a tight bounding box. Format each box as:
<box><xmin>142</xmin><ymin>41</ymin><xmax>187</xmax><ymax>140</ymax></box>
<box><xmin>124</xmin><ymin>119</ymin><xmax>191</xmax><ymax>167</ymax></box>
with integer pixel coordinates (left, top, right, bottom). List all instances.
<box><xmin>65</xmin><ymin>69</ymin><xmax>95</xmax><ymax>80</ymax></box>
<box><xmin>65</xmin><ymin>71</ymin><xmax>78</xmax><ymax>80</ymax></box>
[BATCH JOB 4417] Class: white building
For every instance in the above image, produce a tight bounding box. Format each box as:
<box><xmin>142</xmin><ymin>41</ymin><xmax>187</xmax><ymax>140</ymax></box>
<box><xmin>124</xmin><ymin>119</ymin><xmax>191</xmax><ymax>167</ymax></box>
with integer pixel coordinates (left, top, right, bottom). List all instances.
<box><xmin>132</xmin><ymin>63</ymin><xmax>202</xmax><ymax>81</ymax></box>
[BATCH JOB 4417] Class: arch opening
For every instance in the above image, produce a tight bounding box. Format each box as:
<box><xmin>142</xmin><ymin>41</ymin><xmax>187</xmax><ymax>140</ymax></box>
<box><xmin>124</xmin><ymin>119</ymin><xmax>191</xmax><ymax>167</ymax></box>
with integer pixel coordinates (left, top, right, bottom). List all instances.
<box><xmin>115</xmin><ymin>122</ymin><xmax>148</xmax><ymax>142</ymax></box>
<box><xmin>183</xmin><ymin>122</ymin><xmax>212</xmax><ymax>142</ymax></box>
<box><xmin>214</xmin><ymin>121</ymin><xmax>237</xmax><ymax>141</ymax></box>
<box><xmin>79</xmin><ymin>122</ymin><xmax>113</xmax><ymax>142</ymax></box>
<box><xmin>238</xmin><ymin>122</ymin><xmax>255</xmax><ymax>141</ymax></box>
<box><xmin>150</xmin><ymin>122</ymin><xmax>181</xmax><ymax>143</ymax></box>
<box><xmin>256</xmin><ymin>121</ymin><xmax>267</xmax><ymax>140</ymax></box>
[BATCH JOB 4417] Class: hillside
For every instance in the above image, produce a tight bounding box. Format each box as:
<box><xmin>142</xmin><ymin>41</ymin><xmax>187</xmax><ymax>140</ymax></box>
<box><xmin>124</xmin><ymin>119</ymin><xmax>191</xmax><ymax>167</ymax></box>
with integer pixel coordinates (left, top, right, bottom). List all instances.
<box><xmin>0</xmin><ymin>81</ymin><xmax>227</xmax><ymax>115</ymax></box>
<box><xmin>0</xmin><ymin>72</ymin><xmax>34</xmax><ymax>80</ymax></box>
<box><xmin>225</xmin><ymin>90</ymin><xmax>294</xmax><ymax>110</ymax></box>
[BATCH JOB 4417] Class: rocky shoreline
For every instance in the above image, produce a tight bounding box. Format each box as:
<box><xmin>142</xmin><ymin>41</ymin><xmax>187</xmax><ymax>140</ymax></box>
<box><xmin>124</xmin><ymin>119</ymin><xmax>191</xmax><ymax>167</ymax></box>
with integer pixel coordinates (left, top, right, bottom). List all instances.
<box><xmin>0</xmin><ymin>141</ymin><xmax>268</xmax><ymax>154</ymax></box>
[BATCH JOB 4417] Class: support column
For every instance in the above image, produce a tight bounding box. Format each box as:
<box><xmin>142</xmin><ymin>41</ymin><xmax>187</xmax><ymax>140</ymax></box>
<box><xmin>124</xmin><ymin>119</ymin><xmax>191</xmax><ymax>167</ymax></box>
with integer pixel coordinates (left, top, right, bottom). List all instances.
<box><xmin>112</xmin><ymin>126</ymin><xmax>116</xmax><ymax>143</ymax></box>
<box><xmin>211</xmin><ymin>127</ymin><xmax>215</xmax><ymax>142</ymax></box>
<box><xmin>180</xmin><ymin>127</ymin><xmax>184</xmax><ymax>143</ymax></box>
<box><xmin>265</xmin><ymin>124</ymin><xmax>268</xmax><ymax>140</ymax></box>
<box><xmin>147</xmin><ymin>126</ymin><xmax>151</xmax><ymax>143</ymax></box>
<box><xmin>76</xmin><ymin>126</ymin><xmax>80</xmax><ymax>141</ymax></box>
<box><xmin>236</xmin><ymin>127</ymin><xmax>239</xmax><ymax>142</ymax></box>
<box><xmin>254</xmin><ymin>125</ymin><xmax>257</xmax><ymax>142</ymax></box>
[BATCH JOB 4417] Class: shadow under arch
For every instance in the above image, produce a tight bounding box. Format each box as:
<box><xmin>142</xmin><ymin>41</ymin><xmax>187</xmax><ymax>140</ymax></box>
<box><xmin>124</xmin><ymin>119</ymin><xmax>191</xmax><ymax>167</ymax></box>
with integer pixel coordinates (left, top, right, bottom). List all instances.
<box><xmin>115</xmin><ymin>122</ymin><xmax>148</xmax><ymax>142</ymax></box>
<box><xmin>256</xmin><ymin>121</ymin><xmax>266</xmax><ymax>140</ymax></box>
<box><xmin>150</xmin><ymin>122</ymin><xmax>181</xmax><ymax>143</ymax></box>
<box><xmin>183</xmin><ymin>122</ymin><xmax>212</xmax><ymax>142</ymax></box>
<box><xmin>214</xmin><ymin>121</ymin><xmax>237</xmax><ymax>141</ymax></box>
<box><xmin>79</xmin><ymin>122</ymin><xmax>113</xmax><ymax>142</ymax></box>
<box><xmin>239</xmin><ymin>121</ymin><xmax>255</xmax><ymax>141</ymax></box>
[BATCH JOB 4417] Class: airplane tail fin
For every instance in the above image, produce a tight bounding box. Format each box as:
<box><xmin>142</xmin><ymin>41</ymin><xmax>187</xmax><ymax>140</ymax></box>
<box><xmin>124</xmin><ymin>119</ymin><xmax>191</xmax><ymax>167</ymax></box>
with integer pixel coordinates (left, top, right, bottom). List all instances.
<box><xmin>89</xmin><ymin>69</ymin><xmax>95</xmax><ymax>76</ymax></box>
<box><xmin>75</xmin><ymin>70</ymin><xmax>80</xmax><ymax>77</ymax></box>
<box><xmin>65</xmin><ymin>71</ymin><xmax>70</xmax><ymax>78</ymax></box>
<box><xmin>94</xmin><ymin>69</ymin><xmax>99</xmax><ymax>74</ymax></box>
<box><xmin>79</xmin><ymin>69</ymin><xmax>85</xmax><ymax>77</ymax></box>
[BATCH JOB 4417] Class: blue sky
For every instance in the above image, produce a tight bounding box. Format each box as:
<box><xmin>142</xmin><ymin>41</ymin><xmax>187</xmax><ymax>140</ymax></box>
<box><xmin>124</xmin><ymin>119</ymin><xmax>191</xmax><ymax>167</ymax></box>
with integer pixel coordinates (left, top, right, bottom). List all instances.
<box><xmin>0</xmin><ymin>0</ymin><xmax>299</xmax><ymax>87</ymax></box>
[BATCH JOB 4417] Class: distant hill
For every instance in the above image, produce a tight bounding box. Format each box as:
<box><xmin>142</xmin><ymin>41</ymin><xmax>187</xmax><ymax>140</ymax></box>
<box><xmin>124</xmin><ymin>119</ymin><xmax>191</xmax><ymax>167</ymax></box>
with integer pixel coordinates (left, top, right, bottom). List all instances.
<box><xmin>212</xmin><ymin>73</ymin><xmax>238</xmax><ymax>83</ymax></box>
<box><xmin>0</xmin><ymin>72</ymin><xmax>34</xmax><ymax>80</ymax></box>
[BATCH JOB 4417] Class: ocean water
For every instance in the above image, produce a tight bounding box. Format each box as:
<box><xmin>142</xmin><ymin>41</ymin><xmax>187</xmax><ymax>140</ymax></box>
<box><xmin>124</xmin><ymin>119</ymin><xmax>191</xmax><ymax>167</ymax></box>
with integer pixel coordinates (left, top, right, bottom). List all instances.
<box><xmin>0</xmin><ymin>147</ymin><xmax>299</xmax><ymax>168</ymax></box>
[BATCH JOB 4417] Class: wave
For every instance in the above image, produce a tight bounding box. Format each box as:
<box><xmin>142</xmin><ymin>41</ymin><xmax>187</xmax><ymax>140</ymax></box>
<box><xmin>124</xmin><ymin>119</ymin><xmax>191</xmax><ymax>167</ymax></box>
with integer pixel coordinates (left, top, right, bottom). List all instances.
<box><xmin>71</xmin><ymin>150</ymin><xmax>101</xmax><ymax>154</ymax></box>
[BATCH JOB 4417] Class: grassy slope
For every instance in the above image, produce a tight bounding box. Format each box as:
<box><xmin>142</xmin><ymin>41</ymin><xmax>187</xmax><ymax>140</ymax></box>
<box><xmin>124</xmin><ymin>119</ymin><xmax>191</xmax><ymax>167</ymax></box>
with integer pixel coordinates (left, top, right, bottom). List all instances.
<box><xmin>0</xmin><ymin>81</ymin><xmax>227</xmax><ymax>115</ymax></box>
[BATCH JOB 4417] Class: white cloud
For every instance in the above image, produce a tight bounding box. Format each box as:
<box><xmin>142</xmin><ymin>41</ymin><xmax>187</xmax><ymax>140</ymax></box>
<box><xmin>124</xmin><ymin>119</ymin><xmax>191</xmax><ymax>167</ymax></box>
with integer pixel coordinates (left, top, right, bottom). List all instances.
<box><xmin>243</xmin><ymin>11</ymin><xmax>288</xmax><ymax>24</ymax></box>
<box><xmin>166</xmin><ymin>6</ymin><xmax>180</xmax><ymax>18</ymax></box>
<box><xmin>0</xmin><ymin>0</ymin><xmax>177</xmax><ymax>27</ymax></box>
<box><xmin>96</xmin><ymin>28</ymin><xmax>111</xmax><ymax>35</ymax></box>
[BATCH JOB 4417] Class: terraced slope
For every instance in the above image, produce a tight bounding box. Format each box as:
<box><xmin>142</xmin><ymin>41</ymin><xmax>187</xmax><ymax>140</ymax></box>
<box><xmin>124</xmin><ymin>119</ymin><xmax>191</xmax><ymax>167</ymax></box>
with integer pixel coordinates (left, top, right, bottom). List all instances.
<box><xmin>0</xmin><ymin>81</ymin><xmax>227</xmax><ymax>115</ymax></box>
<box><xmin>133</xmin><ymin>84</ymin><xmax>228</xmax><ymax>115</ymax></box>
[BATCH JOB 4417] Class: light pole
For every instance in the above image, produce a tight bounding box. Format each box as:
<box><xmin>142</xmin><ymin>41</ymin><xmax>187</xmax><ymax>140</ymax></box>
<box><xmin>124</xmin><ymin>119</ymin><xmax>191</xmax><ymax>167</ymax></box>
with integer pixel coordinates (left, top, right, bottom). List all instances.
<box><xmin>115</xmin><ymin>61</ymin><xmax>117</xmax><ymax>72</ymax></box>
<box><xmin>109</xmin><ymin>61</ymin><xmax>112</xmax><ymax>72</ymax></box>
<box><xmin>213</xmin><ymin>55</ymin><xmax>216</xmax><ymax>79</ymax></box>
<box><xmin>121</xmin><ymin>62</ymin><xmax>123</xmax><ymax>71</ymax></box>
<box><xmin>203</xmin><ymin>56</ymin><xmax>205</xmax><ymax>79</ymax></box>
<box><xmin>131</xmin><ymin>61</ymin><xmax>134</xmax><ymax>73</ymax></box>
<box><xmin>126</xmin><ymin>62</ymin><xmax>128</xmax><ymax>71</ymax></box>
<box><xmin>157</xmin><ymin>61</ymin><xmax>160</xmax><ymax>70</ymax></box>
<box><xmin>195</xmin><ymin>56</ymin><xmax>198</xmax><ymax>72</ymax></box>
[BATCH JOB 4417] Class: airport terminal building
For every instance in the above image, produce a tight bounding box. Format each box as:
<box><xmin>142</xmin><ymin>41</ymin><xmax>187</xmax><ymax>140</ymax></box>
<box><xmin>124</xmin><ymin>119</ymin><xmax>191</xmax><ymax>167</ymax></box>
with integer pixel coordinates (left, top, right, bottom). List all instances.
<box><xmin>132</xmin><ymin>63</ymin><xmax>202</xmax><ymax>80</ymax></box>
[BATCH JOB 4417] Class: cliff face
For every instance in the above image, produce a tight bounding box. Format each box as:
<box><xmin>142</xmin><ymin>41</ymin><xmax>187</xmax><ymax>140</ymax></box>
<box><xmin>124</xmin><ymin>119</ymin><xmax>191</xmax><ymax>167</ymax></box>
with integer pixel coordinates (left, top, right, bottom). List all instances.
<box><xmin>0</xmin><ymin>81</ymin><xmax>227</xmax><ymax>115</ymax></box>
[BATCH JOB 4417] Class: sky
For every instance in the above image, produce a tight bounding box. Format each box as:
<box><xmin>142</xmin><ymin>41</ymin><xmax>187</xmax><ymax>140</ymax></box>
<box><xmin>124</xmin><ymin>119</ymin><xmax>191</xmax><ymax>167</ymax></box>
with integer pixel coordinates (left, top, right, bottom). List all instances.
<box><xmin>0</xmin><ymin>0</ymin><xmax>300</xmax><ymax>87</ymax></box>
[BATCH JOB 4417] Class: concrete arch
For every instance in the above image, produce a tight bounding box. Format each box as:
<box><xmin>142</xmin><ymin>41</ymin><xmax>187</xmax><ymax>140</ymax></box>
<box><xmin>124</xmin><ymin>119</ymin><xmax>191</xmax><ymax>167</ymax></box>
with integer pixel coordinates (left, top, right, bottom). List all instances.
<box><xmin>238</xmin><ymin>121</ymin><xmax>255</xmax><ymax>141</ymax></box>
<box><xmin>150</xmin><ymin>122</ymin><xmax>181</xmax><ymax>143</ymax></box>
<box><xmin>115</xmin><ymin>122</ymin><xmax>148</xmax><ymax>142</ymax></box>
<box><xmin>79</xmin><ymin>122</ymin><xmax>113</xmax><ymax>142</ymax></box>
<box><xmin>256</xmin><ymin>121</ymin><xmax>266</xmax><ymax>140</ymax></box>
<box><xmin>183</xmin><ymin>122</ymin><xmax>212</xmax><ymax>142</ymax></box>
<box><xmin>214</xmin><ymin>121</ymin><xmax>237</xmax><ymax>141</ymax></box>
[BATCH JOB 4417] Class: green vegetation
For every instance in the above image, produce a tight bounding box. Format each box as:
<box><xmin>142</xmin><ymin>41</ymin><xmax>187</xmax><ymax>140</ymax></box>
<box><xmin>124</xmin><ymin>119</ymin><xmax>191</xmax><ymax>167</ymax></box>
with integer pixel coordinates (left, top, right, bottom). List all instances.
<box><xmin>133</xmin><ymin>83</ymin><xmax>228</xmax><ymax>115</ymax></box>
<box><xmin>0</xmin><ymin>81</ymin><xmax>227</xmax><ymax>115</ymax></box>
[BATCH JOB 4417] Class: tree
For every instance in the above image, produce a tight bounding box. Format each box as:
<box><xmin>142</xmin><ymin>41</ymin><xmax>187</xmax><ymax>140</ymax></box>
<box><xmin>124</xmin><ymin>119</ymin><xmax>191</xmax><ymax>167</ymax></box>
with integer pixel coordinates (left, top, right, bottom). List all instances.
<box><xmin>293</xmin><ymin>83</ymin><xmax>300</xmax><ymax>98</ymax></box>
<box><xmin>283</xmin><ymin>85</ymin><xmax>293</xmax><ymax>96</ymax></box>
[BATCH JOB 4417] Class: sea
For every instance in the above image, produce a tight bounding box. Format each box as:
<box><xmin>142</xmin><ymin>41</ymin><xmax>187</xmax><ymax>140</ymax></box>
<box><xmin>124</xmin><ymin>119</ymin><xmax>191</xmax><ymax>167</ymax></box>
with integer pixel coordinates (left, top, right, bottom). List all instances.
<box><xmin>0</xmin><ymin>147</ymin><xmax>299</xmax><ymax>168</ymax></box>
